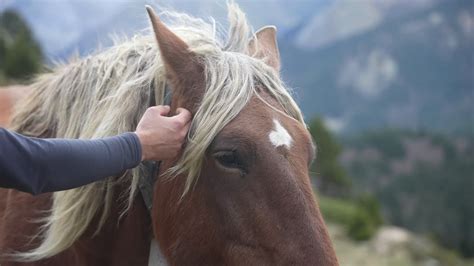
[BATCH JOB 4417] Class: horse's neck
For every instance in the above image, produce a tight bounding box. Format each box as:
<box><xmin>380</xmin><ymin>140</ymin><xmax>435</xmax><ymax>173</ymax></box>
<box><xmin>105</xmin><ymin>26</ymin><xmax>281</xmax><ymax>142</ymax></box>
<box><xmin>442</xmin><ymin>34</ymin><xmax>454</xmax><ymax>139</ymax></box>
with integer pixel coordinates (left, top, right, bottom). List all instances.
<box><xmin>70</xmin><ymin>188</ymin><xmax>153</xmax><ymax>265</ymax></box>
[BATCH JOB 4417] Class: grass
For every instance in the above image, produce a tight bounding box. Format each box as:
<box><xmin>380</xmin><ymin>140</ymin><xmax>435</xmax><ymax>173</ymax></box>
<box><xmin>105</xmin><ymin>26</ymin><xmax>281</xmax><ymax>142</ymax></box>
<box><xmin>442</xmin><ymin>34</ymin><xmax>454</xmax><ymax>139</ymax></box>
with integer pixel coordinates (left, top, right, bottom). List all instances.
<box><xmin>318</xmin><ymin>195</ymin><xmax>359</xmax><ymax>225</ymax></box>
<box><xmin>319</xmin><ymin>195</ymin><xmax>474</xmax><ymax>265</ymax></box>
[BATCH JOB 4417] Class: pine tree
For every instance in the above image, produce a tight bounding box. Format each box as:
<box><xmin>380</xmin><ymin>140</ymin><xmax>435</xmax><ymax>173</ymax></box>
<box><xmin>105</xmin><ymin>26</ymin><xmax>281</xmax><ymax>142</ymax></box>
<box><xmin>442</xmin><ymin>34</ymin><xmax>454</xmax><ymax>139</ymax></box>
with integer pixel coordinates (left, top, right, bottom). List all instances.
<box><xmin>0</xmin><ymin>9</ymin><xmax>42</xmax><ymax>83</ymax></box>
<box><xmin>308</xmin><ymin>117</ymin><xmax>351</xmax><ymax>195</ymax></box>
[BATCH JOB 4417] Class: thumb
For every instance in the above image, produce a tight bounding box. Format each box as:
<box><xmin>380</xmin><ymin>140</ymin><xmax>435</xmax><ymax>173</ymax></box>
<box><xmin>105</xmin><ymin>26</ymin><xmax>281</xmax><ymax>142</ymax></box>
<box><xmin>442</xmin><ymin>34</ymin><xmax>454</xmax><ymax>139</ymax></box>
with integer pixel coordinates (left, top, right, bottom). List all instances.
<box><xmin>175</xmin><ymin>107</ymin><xmax>187</xmax><ymax>115</ymax></box>
<box><xmin>174</xmin><ymin>108</ymin><xmax>192</xmax><ymax>124</ymax></box>
<box><xmin>153</xmin><ymin>105</ymin><xmax>171</xmax><ymax>116</ymax></box>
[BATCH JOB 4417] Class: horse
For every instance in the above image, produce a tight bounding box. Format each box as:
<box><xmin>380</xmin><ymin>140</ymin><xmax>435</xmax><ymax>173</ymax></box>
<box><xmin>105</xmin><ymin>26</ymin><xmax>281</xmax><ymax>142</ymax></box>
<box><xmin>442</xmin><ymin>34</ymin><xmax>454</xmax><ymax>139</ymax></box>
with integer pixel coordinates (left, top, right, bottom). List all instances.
<box><xmin>0</xmin><ymin>86</ymin><xmax>30</xmax><ymax>127</ymax></box>
<box><xmin>0</xmin><ymin>3</ymin><xmax>338</xmax><ymax>265</ymax></box>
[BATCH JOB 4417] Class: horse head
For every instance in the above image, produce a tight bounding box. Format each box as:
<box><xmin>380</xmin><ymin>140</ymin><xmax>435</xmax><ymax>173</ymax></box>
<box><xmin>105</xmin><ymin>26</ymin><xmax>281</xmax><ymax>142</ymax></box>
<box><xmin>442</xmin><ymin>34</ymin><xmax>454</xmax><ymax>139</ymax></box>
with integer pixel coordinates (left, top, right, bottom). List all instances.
<box><xmin>146</xmin><ymin>6</ymin><xmax>338</xmax><ymax>265</ymax></box>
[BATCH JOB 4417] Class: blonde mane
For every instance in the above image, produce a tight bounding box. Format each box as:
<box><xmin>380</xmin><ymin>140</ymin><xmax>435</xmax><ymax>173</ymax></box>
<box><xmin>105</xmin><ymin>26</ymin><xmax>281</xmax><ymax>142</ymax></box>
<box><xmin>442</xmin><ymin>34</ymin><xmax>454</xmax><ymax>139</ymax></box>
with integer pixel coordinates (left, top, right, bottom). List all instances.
<box><xmin>11</xmin><ymin>2</ymin><xmax>304</xmax><ymax>261</ymax></box>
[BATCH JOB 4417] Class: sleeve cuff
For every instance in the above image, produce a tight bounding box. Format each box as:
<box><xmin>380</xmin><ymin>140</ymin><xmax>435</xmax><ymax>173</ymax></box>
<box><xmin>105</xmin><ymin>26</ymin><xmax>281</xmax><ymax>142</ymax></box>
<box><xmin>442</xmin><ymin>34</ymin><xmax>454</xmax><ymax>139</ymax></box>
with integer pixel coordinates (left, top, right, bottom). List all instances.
<box><xmin>121</xmin><ymin>132</ymin><xmax>142</xmax><ymax>167</ymax></box>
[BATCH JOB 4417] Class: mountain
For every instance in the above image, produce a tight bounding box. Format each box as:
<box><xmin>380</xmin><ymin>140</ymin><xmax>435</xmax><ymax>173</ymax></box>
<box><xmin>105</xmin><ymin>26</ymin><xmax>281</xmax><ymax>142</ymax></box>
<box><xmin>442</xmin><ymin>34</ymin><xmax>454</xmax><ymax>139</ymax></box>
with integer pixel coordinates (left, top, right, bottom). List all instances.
<box><xmin>292</xmin><ymin>0</ymin><xmax>439</xmax><ymax>50</ymax></box>
<box><xmin>0</xmin><ymin>0</ymin><xmax>328</xmax><ymax>60</ymax></box>
<box><xmin>0</xmin><ymin>0</ymin><xmax>126</xmax><ymax>60</ymax></box>
<box><xmin>1</xmin><ymin>0</ymin><xmax>472</xmax><ymax>134</ymax></box>
<box><xmin>280</xmin><ymin>0</ymin><xmax>473</xmax><ymax>134</ymax></box>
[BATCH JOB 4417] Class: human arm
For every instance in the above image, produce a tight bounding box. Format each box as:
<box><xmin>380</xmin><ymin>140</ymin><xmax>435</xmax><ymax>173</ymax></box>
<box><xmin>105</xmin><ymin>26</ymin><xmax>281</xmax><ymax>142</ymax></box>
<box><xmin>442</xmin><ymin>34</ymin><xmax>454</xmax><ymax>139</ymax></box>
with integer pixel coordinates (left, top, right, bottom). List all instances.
<box><xmin>0</xmin><ymin>105</ymin><xmax>191</xmax><ymax>195</ymax></box>
<box><xmin>0</xmin><ymin>128</ymin><xmax>141</xmax><ymax>195</ymax></box>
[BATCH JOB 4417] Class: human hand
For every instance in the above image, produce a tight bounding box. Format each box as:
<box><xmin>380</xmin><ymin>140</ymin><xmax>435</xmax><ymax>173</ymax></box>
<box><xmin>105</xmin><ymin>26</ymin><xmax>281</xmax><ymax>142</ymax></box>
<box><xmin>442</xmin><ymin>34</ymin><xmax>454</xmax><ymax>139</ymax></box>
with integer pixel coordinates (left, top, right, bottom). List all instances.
<box><xmin>134</xmin><ymin>105</ymin><xmax>192</xmax><ymax>161</ymax></box>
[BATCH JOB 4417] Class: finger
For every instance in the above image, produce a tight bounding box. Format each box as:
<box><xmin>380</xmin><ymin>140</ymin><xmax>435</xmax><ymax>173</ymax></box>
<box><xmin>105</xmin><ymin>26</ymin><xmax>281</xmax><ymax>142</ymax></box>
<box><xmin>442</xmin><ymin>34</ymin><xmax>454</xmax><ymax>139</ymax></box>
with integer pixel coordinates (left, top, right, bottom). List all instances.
<box><xmin>152</xmin><ymin>105</ymin><xmax>170</xmax><ymax>116</ymax></box>
<box><xmin>173</xmin><ymin>108</ymin><xmax>192</xmax><ymax>124</ymax></box>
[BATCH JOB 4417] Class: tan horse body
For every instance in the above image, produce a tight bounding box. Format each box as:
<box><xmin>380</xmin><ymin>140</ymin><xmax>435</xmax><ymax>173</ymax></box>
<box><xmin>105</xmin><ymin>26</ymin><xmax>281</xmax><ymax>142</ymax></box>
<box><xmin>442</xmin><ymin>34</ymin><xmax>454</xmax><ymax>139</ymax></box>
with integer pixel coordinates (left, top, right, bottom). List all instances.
<box><xmin>0</xmin><ymin>86</ymin><xmax>29</xmax><ymax>127</ymax></box>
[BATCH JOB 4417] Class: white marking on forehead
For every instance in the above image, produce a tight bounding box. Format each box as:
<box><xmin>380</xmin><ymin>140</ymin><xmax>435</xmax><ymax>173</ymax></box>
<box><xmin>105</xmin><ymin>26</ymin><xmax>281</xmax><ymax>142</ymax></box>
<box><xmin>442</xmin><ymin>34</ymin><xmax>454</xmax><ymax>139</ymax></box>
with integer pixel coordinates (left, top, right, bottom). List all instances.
<box><xmin>269</xmin><ymin>119</ymin><xmax>293</xmax><ymax>149</ymax></box>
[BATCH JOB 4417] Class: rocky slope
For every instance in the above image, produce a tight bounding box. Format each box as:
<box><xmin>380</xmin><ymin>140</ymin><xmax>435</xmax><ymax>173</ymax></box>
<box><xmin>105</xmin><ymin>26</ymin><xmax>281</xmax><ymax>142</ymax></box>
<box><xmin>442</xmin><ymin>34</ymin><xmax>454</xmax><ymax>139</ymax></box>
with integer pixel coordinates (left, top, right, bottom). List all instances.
<box><xmin>328</xmin><ymin>223</ymin><xmax>473</xmax><ymax>266</ymax></box>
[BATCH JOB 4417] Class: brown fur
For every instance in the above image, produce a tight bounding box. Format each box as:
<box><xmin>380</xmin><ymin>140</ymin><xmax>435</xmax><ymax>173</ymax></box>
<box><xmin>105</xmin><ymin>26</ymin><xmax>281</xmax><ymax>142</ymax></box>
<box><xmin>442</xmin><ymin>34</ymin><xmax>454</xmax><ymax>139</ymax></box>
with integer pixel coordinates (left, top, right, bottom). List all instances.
<box><xmin>0</xmin><ymin>7</ymin><xmax>338</xmax><ymax>265</ymax></box>
<box><xmin>0</xmin><ymin>187</ymin><xmax>151</xmax><ymax>265</ymax></box>
<box><xmin>148</xmin><ymin>10</ymin><xmax>337</xmax><ymax>264</ymax></box>
<box><xmin>152</xmin><ymin>93</ymin><xmax>338</xmax><ymax>265</ymax></box>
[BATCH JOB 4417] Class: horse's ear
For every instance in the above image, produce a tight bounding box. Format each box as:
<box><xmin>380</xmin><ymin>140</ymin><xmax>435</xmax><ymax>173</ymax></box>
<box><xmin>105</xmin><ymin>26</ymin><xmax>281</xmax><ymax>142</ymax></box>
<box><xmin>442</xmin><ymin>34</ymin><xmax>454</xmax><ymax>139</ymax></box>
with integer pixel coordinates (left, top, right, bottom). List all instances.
<box><xmin>248</xmin><ymin>26</ymin><xmax>281</xmax><ymax>72</ymax></box>
<box><xmin>146</xmin><ymin>6</ymin><xmax>204</xmax><ymax>111</ymax></box>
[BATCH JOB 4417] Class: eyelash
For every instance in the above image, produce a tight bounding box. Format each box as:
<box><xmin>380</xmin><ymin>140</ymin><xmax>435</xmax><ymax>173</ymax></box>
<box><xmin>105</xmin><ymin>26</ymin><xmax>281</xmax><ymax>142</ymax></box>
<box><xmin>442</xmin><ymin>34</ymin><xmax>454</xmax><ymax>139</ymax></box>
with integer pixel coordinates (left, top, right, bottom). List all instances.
<box><xmin>213</xmin><ymin>150</ymin><xmax>247</xmax><ymax>175</ymax></box>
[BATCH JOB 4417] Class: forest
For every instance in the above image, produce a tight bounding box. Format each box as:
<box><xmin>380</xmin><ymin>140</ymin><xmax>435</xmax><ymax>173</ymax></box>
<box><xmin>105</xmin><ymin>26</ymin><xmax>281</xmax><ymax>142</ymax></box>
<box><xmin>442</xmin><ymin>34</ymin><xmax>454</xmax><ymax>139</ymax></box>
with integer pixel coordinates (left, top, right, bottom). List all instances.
<box><xmin>0</xmin><ymin>10</ymin><xmax>42</xmax><ymax>85</ymax></box>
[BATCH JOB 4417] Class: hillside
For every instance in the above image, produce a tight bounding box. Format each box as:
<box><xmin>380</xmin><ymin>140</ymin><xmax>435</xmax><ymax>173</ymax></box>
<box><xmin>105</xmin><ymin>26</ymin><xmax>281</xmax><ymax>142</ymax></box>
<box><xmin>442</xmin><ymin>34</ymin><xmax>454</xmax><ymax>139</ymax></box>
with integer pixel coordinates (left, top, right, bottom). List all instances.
<box><xmin>327</xmin><ymin>222</ymin><xmax>473</xmax><ymax>266</ymax></box>
<box><xmin>339</xmin><ymin>129</ymin><xmax>474</xmax><ymax>257</ymax></box>
<box><xmin>280</xmin><ymin>0</ymin><xmax>473</xmax><ymax>134</ymax></box>
<box><xmin>2</xmin><ymin>0</ymin><xmax>471</xmax><ymax>134</ymax></box>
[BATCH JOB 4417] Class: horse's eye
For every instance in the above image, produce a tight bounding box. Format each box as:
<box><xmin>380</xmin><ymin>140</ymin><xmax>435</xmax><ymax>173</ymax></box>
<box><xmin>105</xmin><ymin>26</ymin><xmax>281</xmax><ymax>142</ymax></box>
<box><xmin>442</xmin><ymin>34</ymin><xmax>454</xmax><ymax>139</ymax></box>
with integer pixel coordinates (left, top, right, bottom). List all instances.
<box><xmin>213</xmin><ymin>151</ymin><xmax>244</xmax><ymax>171</ymax></box>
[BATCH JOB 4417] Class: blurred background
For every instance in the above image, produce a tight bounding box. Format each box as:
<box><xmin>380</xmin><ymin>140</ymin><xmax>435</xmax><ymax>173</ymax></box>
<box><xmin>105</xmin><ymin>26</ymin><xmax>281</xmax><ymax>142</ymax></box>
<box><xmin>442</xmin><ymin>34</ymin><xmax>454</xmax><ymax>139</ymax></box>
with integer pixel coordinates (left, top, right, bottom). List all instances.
<box><xmin>0</xmin><ymin>0</ymin><xmax>473</xmax><ymax>265</ymax></box>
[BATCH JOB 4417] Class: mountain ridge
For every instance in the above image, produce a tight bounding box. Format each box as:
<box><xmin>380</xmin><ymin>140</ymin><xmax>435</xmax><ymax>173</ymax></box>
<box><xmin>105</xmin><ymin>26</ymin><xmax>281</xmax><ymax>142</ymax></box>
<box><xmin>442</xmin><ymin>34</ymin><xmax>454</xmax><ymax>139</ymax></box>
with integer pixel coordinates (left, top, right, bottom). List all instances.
<box><xmin>1</xmin><ymin>0</ymin><xmax>471</xmax><ymax>134</ymax></box>
<box><xmin>280</xmin><ymin>0</ymin><xmax>473</xmax><ymax>134</ymax></box>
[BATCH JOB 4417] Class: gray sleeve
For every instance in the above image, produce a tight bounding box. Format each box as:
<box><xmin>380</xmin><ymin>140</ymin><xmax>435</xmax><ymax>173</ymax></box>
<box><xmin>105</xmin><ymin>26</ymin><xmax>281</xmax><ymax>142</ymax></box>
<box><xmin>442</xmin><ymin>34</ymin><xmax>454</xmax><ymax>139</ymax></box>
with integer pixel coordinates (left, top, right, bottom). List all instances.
<box><xmin>0</xmin><ymin>128</ymin><xmax>142</xmax><ymax>195</ymax></box>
